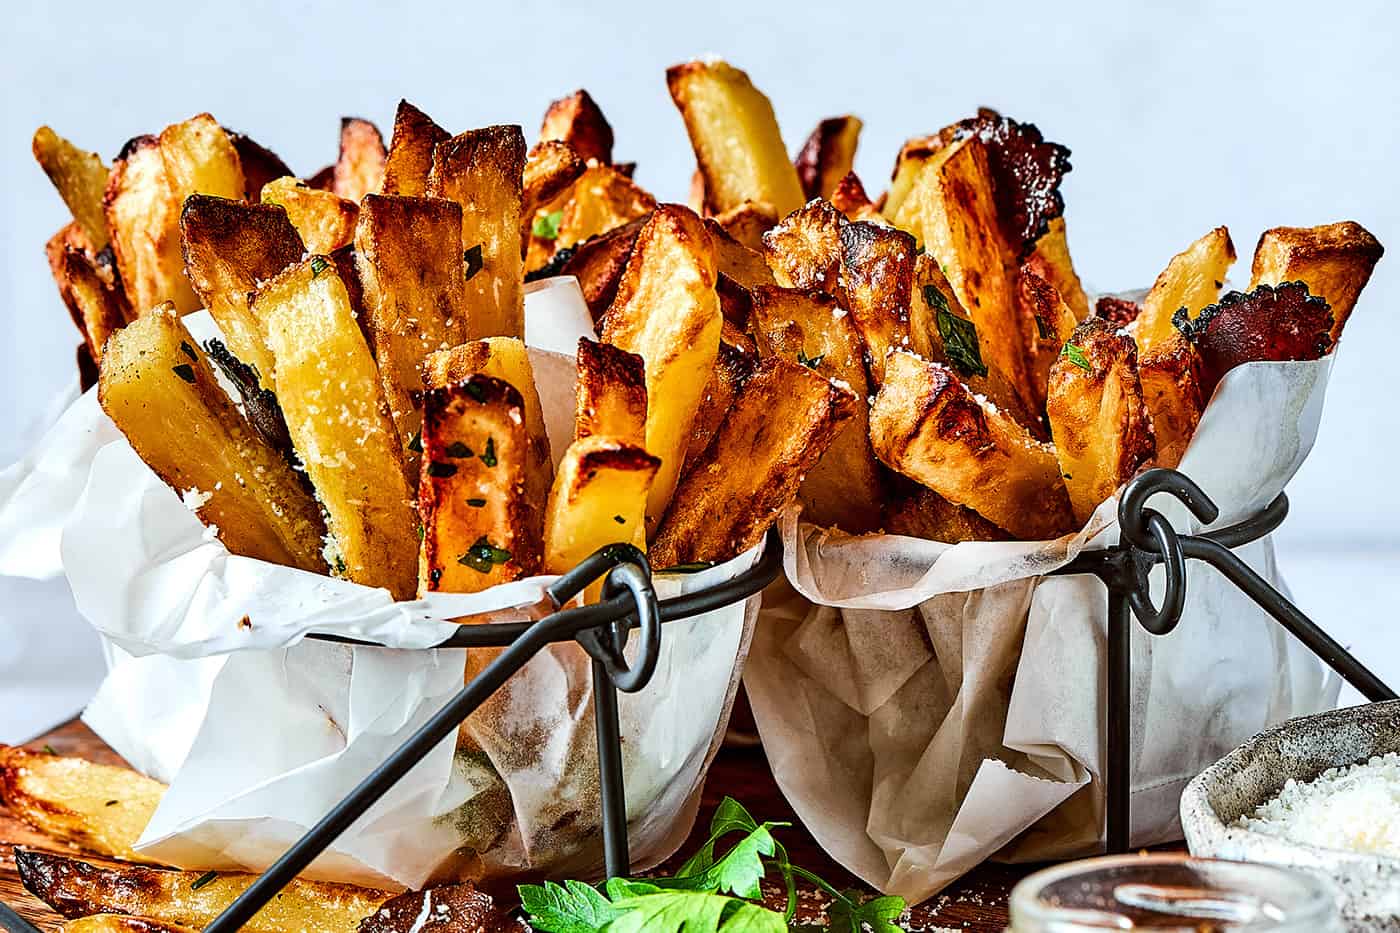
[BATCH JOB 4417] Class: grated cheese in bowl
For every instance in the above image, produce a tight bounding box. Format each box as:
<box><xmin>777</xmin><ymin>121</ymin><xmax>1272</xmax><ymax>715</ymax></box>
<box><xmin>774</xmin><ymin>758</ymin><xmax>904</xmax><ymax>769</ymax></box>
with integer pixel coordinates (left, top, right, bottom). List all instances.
<box><xmin>1236</xmin><ymin>752</ymin><xmax>1400</xmax><ymax>858</ymax></box>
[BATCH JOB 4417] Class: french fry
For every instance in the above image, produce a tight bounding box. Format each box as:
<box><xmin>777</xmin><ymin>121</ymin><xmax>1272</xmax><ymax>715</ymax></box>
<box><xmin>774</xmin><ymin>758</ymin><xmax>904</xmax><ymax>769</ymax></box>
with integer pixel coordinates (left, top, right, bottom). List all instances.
<box><xmin>882</xmin><ymin>478</ymin><xmax>1007</xmax><ymax>543</ymax></box>
<box><xmin>381</xmin><ymin>100</ymin><xmax>450</xmax><ymax>198</ymax></box>
<box><xmin>751</xmin><ymin>285</ymin><xmax>884</xmax><ymax>533</ymax></box>
<box><xmin>1046</xmin><ymin>317</ymin><xmax>1156</xmax><ymax>524</ymax></box>
<box><xmin>62</xmin><ymin>916</ymin><xmax>192</xmax><ymax>933</ymax></box>
<box><xmin>666</xmin><ymin>59</ymin><xmax>805</xmax><ymax>217</ymax></box>
<box><xmin>762</xmin><ymin>198</ymin><xmax>843</xmax><ymax>291</ymax></box>
<box><xmin>99</xmin><ymin>307</ymin><xmax>328</xmax><ymax>571</ymax></box>
<box><xmin>870</xmin><ymin>350</ymin><xmax>1073</xmax><ymax>539</ymax></box>
<box><xmin>522</xmin><ymin>141</ymin><xmax>586</xmax><ymax>230</ymax></box>
<box><xmin>254</xmin><ymin>258</ymin><xmax>418</xmax><ymax>597</ymax></box>
<box><xmin>573</xmin><ymin>337</ymin><xmax>647</xmax><ymax>447</ymax></box>
<box><xmin>353</xmin><ymin>193</ymin><xmax>470</xmax><ymax>476</ymax></box>
<box><xmin>685</xmin><ymin>338</ymin><xmax>759</xmax><ymax>469</ymax></box>
<box><xmin>711</xmin><ymin>200</ymin><xmax>777</xmax><ymax>251</ymax></box>
<box><xmin>56</xmin><ymin>247</ymin><xmax>132</xmax><ymax>363</ymax></box>
<box><xmin>554</xmin><ymin>164</ymin><xmax>656</xmax><ymax>251</ymax></box>
<box><xmin>1024</xmin><ymin>216</ymin><xmax>1090</xmax><ymax>321</ymax></box>
<box><xmin>1139</xmin><ymin>333</ymin><xmax>1204</xmax><ymax>469</ymax></box>
<box><xmin>418</xmin><ymin>376</ymin><xmax>539</xmax><ymax>595</ymax></box>
<box><xmin>181</xmin><ymin>194</ymin><xmax>304</xmax><ymax>379</ymax></box>
<box><xmin>1134</xmin><ymin>225</ymin><xmax>1235</xmax><ymax>354</ymax></box>
<box><xmin>428</xmin><ymin>125</ymin><xmax>527</xmax><ymax>339</ymax></box>
<box><xmin>829</xmin><ymin>171</ymin><xmax>881</xmax><ymax>223</ymax></box>
<box><xmin>539</xmin><ymin>89</ymin><xmax>615</xmax><ymax>165</ymax></box>
<box><xmin>706</xmin><ymin>218</ymin><xmax>775</xmax><ymax>328</ymax></box>
<box><xmin>1249</xmin><ymin>220</ymin><xmax>1383</xmax><ymax>341</ymax></box>
<box><xmin>15</xmin><ymin>849</ymin><xmax>391</xmax><ymax>933</ymax></box>
<box><xmin>1016</xmin><ymin>266</ymin><xmax>1079</xmax><ymax>412</ymax></box>
<box><xmin>882</xmin><ymin>134</ymin><xmax>945</xmax><ymax>223</ymax></box>
<box><xmin>0</xmin><ymin>746</ymin><xmax>164</xmax><ymax>864</ymax></box>
<box><xmin>599</xmin><ymin>205</ymin><xmax>721</xmax><ymax>534</ymax></box>
<box><xmin>228</xmin><ymin>131</ymin><xmax>293</xmax><ymax>200</ymax></box>
<box><xmin>261</xmin><ymin>176</ymin><xmax>358</xmax><ymax>254</ymax></box>
<box><xmin>552</xmin><ymin>217</ymin><xmax>646</xmax><ymax>320</ymax></box>
<box><xmin>32</xmin><ymin>126</ymin><xmax>110</xmax><ymax>250</ymax></box>
<box><xmin>332</xmin><ymin>117</ymin><xmax>387</xmax><ymax>202</ymax></box>
<box><xmin>357</xmin><ymin>884</ymin><xmax>511</xmax><ymax>933</ymax></box>
<box><xmin>105</xmin><ymin>135</ymin><xmax>197</xmax><ymax>313</ymax></box>
<box><xmin>651</xmin><ymin>356</ymin><xmax>856</xmax><ymax>566</ymax></box>
<box><xmin>794</xmin><ymin>115</ymin><xmax>862</xmax><ymax>201</ymax></box>
<box><xmin>544</xmin><ymin>435</ymin><xmax>659</xmax><ymax>577</ymax></box>
<box><xmin>158</xmin><ymin>113</ymin><xmax>245</xmax><ymax>204</ymax></box>
<box><xmin>838</xmin><ymin>220</ymin><xmax>916</xmax><ymax>384</ymax></box>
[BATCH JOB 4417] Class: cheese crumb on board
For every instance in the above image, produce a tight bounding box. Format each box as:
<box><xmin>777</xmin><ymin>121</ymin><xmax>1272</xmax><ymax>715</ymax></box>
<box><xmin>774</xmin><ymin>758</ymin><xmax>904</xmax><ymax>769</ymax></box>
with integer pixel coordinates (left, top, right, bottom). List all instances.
<box><xmin>1237</xmin><ymin>752</ymin><xmax>1400</xmax><ymax>858</ymax></box>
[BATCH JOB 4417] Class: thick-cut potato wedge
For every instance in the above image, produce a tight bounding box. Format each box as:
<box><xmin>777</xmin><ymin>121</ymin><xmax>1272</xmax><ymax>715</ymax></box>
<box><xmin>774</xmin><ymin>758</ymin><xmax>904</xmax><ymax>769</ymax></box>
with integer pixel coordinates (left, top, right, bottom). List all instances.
<box><xmin>105</xmin><ymin>135</ymin><xmax>197</xmax><ymax>313</ymax></box>
<box><xmin>418</xmin><ymin>377</ymin><xmax>539</xmax><ymax>595</ymax></box>
<box><xmin>78</xmin><ymin>342</ymin><xmax>100</xmax><ymax>393</ymax></box>
<box><xmin>751</xmin><ymin>285</ymin><xmax>884</xmax><ymax>533</ymax></box>
<box><xmin>574</xmin><ymin>337</ymin><xmax>647</xmax><ymax>447</ymax></box>
<box><xmin>428</xmin><ymin>126</ymin><xmax>527</xmax><ymax>339</ymax></box>
<box><xmin>553</xmin><ymin>217</ymin><xmax>645</xmax><ymax>320</ymax></box>
<box><xmin>63</xmin><ymin>916</ymin><xmax>193</xmax><ymax>933</ymax></box>
<box><xmin>554</xmin><ymin>164</ymin><xmax>656</xmax><ymax>251</ymax></box>
<box><xmin>0</xmin><ymin>746</ymin><xmax>164</xmax><ymax>864</ymax></box>
<box><xmin>261</xmin><ymin>176</ymin><xmax>358</xmax><ymax>254</ymax></box>
<box><xmin>706</xmin><ymin>218</ymin><xmax>775</xmax><ymax>327</ymax></box>
<box><xmin>711</xmin><ymin>200</ymin><xmax>777</xmax><ymax>251</ymax></box>
<box><xmin>228</xmin><ymin>131</ymin><xmax>293</xmax><ymax>200</ymax></box>
<box><xmin>332</xmin><ymin>117</ymin><xmax>387</xmax><ymax>202</ymax></box>
<box><xmin>539</xmin><ymin>89</ymin><xmax>615</xmax><ymax>165</ymax></box>
<box><xmin>652</xmin><ymin>356</ymin><xmax>855</xmax><ymax>565</ymax></box>
<box><xmin>1046</xmin><ymin>317</ymin><xmax>1156</xmax><ymax>524</ymax></box>
<box><xmin>1016</xmin><ymin>267</ymin><xmax>1079</xmax><ymax>412</ymax></box>
<box><xmin>794</xmin><ymin>115</ymin><xmax>862</xmax><ymax>201</ymax></box>
<box><xmin>762</xmin><ymin>198</ymin><xmax>843</xmax><ymax>291</ymax></box>
<box><xmin>666</xmin><ymin>59</ymin><xmax>804</xmax><ymax>218</ymax></box>
<box><xmin>158</xmin><ymin>113</ymin><xmax>245</xmax><ymax>205</ymax></box>
<box><xmin>181</xmin><ymin>195</ymin><xmax>304</xmax><ymax>379</ymax></box>
<box><xmin>882</xmin><ymin>134</ymin><xmax>944</xmax><ymax>222</ymax></box>
<box><xmin>32</xmin><ymin>126</ymin><xmax>111</xmax><ymax>250</ymax></box>
<box><xmin>600</xmin><ymin>205</ymin><xmax>721</xmax><ymax>533</ymax></box>
<box><xmin>15</xmin><ymin>849</ymin><xmax>391</xmax><ymax>933</ymax></box>
<box><xmin>522</xmin><ymin>141</ymin><xmax>586</xmax><ymax>237</ymax></box>
<box><xmin>57</xmin><ymin>247</ymin><xmax>132</xmax><ymax>362</ymax></box>
<box><xmin>354</xmin><ymin>193</ymin><xmax>470</xmax><ymax>475</ymax></box>
<box><xmin>1134</xmin><ymin>226</ymin><xmax>1235</xmax><ymax>354</ymax></box>
<box><xmin>829</xmin><ymin>171</ymin><xmax>880</xmax><ymax>223</ymax></box>
<box><xmin>255</xmin><ymin>259</ymin><xmax>417</xmax><ymax>597</ymax></box>
<box><xmin>685</xmin><ymin>336</ymin><xmax>759</xmax><ymax>468</ymax></box>
<box><xmin>544</xmin><ymin>435</ymin><xmax>659</xmax><ymax>577</ymax></box>
<box><xmin>838</xmin><ymin>220</ymin><xmax>916</xmax><ymax>384</ymax></box>
<box><xmin>357</xmin><ymin>884</ymin><xmax>512</xmax><ymax>933</ymax></box>
<box><xmin>1139</xmin><ymin>333</ymin><xmax>1204</xmax><ymax>469</ymax></box>
<box><xmin>100</xmin><ymin>307</ymin><xmax>327</xmax><ymax>570</ymax></box>
<box><xmin>871</xmin><ymin>350</ymin><xmax>1073</xmax><ymax>539</ymax></box>
<box><xmin>1249</xmin><ymin>220</ymin><xmax>1383</xmax><ymax>340</ymax></box>
<box><xmin>1024</xmin><ymin>216</ymin><xmax>1089</xmax><ymax>321</ymax></box>
<box><xmin>382</xmin><ymin>100</ymin><xmax>450</xmax><ymax>198</ymax></box>
<box><xmin>882</xmin><ymin>478</ymin><xmax>1007</xmax><ymax>543</ymax></box>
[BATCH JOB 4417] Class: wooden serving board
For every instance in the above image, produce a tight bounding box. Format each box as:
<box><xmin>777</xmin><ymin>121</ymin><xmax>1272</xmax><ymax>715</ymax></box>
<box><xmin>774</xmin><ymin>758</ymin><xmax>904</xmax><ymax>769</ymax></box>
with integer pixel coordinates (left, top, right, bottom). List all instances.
<box><xmin>0</xmin><ymin>720</ymin><xmax>1148</xmax><ymax>931</ymax></box>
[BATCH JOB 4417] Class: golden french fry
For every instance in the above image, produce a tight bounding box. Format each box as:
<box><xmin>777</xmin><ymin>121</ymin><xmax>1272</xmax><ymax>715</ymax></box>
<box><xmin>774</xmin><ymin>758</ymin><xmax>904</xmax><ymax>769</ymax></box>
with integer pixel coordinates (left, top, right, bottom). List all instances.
<box><xmin>105</xmin><ymin>135</ymin><xmax>197</xmax><ymax>313</ymax></box>
<box><xmin>544</xmin><ymin>435</ymin><xmax>659</xmax><ymax>579</ymax></box>
<box><xmin>1024</xmin><ymin>216</ymin><xmax>1090</xmax><ymax>321</ymax></box>
<box><xmin>794</xmin><ymin>115</ymin><xmax>862</xmax><ymax>201</ymax></box>
<box><xmin>685</xmin><ymin>338</ymin><xmax>759</xmax><ymax>469</ymax></box>
<box><xmin>828</xmin><ymin>171</ymin><xmax>880</xmax><ymax>223</ymax></box>
<box><xmin>539</xmin><ymin>89</ymin><xmax>615</xmax><ymax>165</ymax></box>
<box><xmin>261</xmin><ymin>176</ymin><xmax>359</xmax><ymax>254</ymax></box>
<box><xmin>62</xmin><ymin>916</ymin><xmax>193</xmax><ymax>933</ymax></box>
<box><xmin>711</xmin><ymin>200</ymin><xmax>777</xmax><ymax>251</ymax></box>
<box><xmin>255</xmin><ymin>258</ymin><xmax>417</xmax><ymax>597</ymax></box>
<box><xmin>158</xmin><ymin>113</ymin><xmax>245</xmax><ymax>204</ymax></box>
<box><xmin>761</xmin><ymin>198</ymin><xmax>843</xmax><ymax>292</ymax></box>
<box><xmin>574</xmin><ymin>337</ymin><xmax>647</xmax><ymax>447</ymax></box>
<box><xmin>1139</xmin><ymin>333</ymin><xmax>1204</xmax><ymax>470</ymax></box>
<box><xmin>99</xmin><ymin>307</ymin><xmax>328</xmax><ymax>571</ymax></box>
<box><xmin>552</xmin><ymin>217</ymin><xmax>645</xmax><ymax>319</ymax></box>
<box><xmin>56</xmin><ymin>247</ymin><xmax>132</xmax><ymax>363</ymax></box>
<box><xmin>651</xmin><ymin>356</ymin><xmax>855</xmax><ymax>566</ymax></box>
<box><xmin>1016</xmin><ymin>266</ymin><xmax>1079</xmax><ymax>412</ymax></box>
<box><xmin>553</xmin><ymin>164</ymin><xmax>656</xmax><ymax>251</ymax></box>
<box><xmin>1134</xmin><ymin>225</ymin><xmax>1235</xmax><ymax>354</ymax></box>
<box><xmin>1249</xmin><ymin>220</ymin><xmax>1383</xmax><ymax>341</ymax></box>
<box><xmin>228</xmin><ymin>131</ymin><xmax>293</xmax><ymax>200</ymax></box>
<box><xmin>881</xmin><ymin>134</ymin><xmax>944</xmax><ymax>222</ymax></box>
<box><xmin>382</xmin><ymin>100</ymin><xmax>450</xmax><ymax>198</ymax></box>
<box><xmin>32</xmin><ymin>126</ymin><xmax>110</xmax><ymax>250</ymax></box>
<box><xmin>706</xmin><ymin>218</ymin><xmax>775</xmax><ymax>328</ymax></box>
<box><xmin>882</xmin><ymin>478</ymin><xmax>1007</xmax><ymax>543</ymax></box>
<box><xmin>838</xmin><ymin>220</ymin><xmax>916</xmax><ymax>384</ymax></box>
<box><xmin>331</xmin><ymin>117</ymin><xmax>387</xmax><ymax>202</ymax></box>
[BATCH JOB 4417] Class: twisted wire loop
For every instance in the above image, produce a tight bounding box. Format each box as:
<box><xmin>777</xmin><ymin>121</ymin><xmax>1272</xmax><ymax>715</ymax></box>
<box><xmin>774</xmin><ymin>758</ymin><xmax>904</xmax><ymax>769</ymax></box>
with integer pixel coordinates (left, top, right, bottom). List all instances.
<box><xmin>1116</xmin><ymin>469</ymin><xmax>1222</xmax><ymax>635</ymax></box>
<box><xmin>576</xmin><ymin>562</ymin><xmax>661</xmax><ymax>693</ymax></box>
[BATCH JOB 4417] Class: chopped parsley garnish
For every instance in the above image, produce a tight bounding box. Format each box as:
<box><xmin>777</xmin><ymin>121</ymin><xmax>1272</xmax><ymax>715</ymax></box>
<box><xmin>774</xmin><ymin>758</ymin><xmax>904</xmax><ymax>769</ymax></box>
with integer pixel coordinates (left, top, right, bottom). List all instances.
<box><xmin>532</xmin><ymin>210</ymin><xmax>563</xmax><ymax>240</ymax></box>
<box><xmin>458</xmin><ymin>537</ymin><xmax>512</xmax><ymax>574</ymax></box>
<box><xmin>427</xmin><ymin>461</ymin><xmax>458</xmax><ymax>478</ymax></box>
<box><xmin>463</xmin><ymin>244</ymin><xmax>484</xmax><ymax>281</ymax></box>
<box><xmin>42</xmin><ymin>744</ymin><xmax>57</xmax><ymax>755</ymax></box>
<box><xmin>481</xmin><ymin>437</ymin><xmax>497</xmax><ymax>467</ymax></box>
<box><xmin>179</xmin><ymin>340</ymin><xmax>198</xmax><ymax>361</ymax></box>
<box><xmin>796</xmin><ymin>349</ymin><xmax>824</xmax><ymax>369</ymax></box>
<box><xmin>934</xmin><ymin>306</ymin><xmax>987</xmax><ymax>378</ymax></box>
<box><xmin>333</xmin><ymin>556</ymin><xmax>347</xmax><ymax>575</ymax></box>
<box><xmin>417</xmin><ymin>524</ymin><xmax>425</xmax><ymax>541</ymax></box>
<box><xmin>613</xmin><ymin>515</ymin><xmax>626</xmax><ymax>524</ymax></box>
<box><xmin>466</xmin><ymin>498</ymin><xmax>487</xmax><ymax>508</ymax></box>
<box><xmin>172</xmin><ymin>363</ymin><xmax>196</xmax><ymax>384</ymax></box>
<box><xmin>1034</xmin><ymin>314</ymin><xmax>1054</xmax><ymax>340</ymax></box>
<box><xmin>922</xmin><ymin>283</ymin><xmax>950</xmax><ymax>315</ymax></box>
<box><xmin>191</xmin><ymin>871</ymin><xmax>219</xmax><ymax>891</ymax></box>
<box><xmin>429</xmin><ymin>567</ymin><xmax>442</xmax><ymax>587</ymax></box>
<box><xmin>445</xmin><ymin>441</ymin><xmax>474</xmax><ymax>458</ymax></box>
<box><xmin>406</xmin><ymin>430</ymin><xmax>422</xmax><ymax>453</ymax></box>
<box><xmin>309</xmin><ymin>255</ymin><xmax>330</xmax><ymax>278</ymax></box>
<box><xmin>464</xmin><ymin>381</ymin><xmax>486</xmax><ymax>401</ymax></box>
<box><xmin>1062</xmin><ymin>341</ymin><xmax>1091</xmax><ymax>372</ymax></box>
<box><xmin>105</xmin><ymin>800</ymin><xmax>119</xmax><ymax>806</ymax></box>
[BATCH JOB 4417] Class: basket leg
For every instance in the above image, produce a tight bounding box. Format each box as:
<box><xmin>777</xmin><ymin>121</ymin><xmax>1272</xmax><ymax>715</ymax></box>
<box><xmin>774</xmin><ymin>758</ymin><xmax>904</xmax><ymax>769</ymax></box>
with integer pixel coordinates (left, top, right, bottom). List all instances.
<box><xmin>592</xmin><ymin>658</ymin><xmax>629</xmax><ymax>878</ymax></box>
<box><xmin>1106</xmin><ymin>585</ymin><xmax>1133</xmax><ymax>854</ymax></box>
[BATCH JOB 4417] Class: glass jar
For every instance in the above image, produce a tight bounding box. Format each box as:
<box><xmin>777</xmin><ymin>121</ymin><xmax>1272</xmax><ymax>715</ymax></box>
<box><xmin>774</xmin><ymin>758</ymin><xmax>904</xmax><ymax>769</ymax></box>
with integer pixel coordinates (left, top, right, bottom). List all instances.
<box><xmin>1008</xmin><ymin>854</ymin><xmax>1342</xmax><ymax>931</ymax></box>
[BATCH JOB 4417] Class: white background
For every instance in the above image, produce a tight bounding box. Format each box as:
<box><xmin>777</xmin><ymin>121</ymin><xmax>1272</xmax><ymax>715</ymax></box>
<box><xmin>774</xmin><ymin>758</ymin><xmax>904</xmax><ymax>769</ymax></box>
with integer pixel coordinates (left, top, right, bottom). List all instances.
<box><xmin>1</xmin><ymin>0</ymin><xmax>1396</xmax><ymax>738</ymax></box>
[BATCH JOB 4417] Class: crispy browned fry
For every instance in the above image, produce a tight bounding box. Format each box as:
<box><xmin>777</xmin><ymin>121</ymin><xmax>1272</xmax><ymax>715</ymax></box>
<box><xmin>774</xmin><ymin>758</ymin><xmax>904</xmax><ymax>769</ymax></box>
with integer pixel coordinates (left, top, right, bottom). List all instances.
<box><xmin>539</xmin><ymin>89</ymin><xmax>615</xmax><ymax>165</ymax></box>
<box><xmin>762</xmin><ymin>198</ymin><xmax>843</xmax><ymax>291</ymax></box>
<box><xmin>357</xmin><ymin>884</ymin><xmax>514</xmax><ymax>933</ymax></box>
<box><xmin>1046</xmin><ymin>317</ymin><xmax>1156</xmax><ymax>524</ymax></box>
<box><xmin>181</xmin><ymin>195</ymin><xmax>304</xmax><ymax>379</ymax></box>
<box><xmin>100</xmin><ymin>307</ymin><xmax>328</xmax><ymax>570</ymax></box>
<box><xmin>382</xmin><ymin>100</ymin><xmax>450</xmax><ymax>197</ymax></box>
<box><xmin>228</xmin><ymin>131</ymin><xmax>293</xmax><ymax>200</ymax></box>
<box><xmin>554</xmin><ymin>217</ymin><xmax>646</xmax><ymax>320</ymax></box>
<box><xmin>158</xmin><ymin>113</ymin><xmax>245</xmax><ymax>205</ymax></box>
<box><xmin>255</xmin><ymin>259</ymin><xmax>417</xmax><ymax>596</ymax></box>
<box><xmin>32</xmin><ymin>126</ymin><xmax>110</xmax><ymax>250</ymax></box>
<box><xmin>57</xmin><ymin>247</ymin><xmax>131</xmax><ymax>363</ymax></box>
<box><xmin>666</xmin><ymin>59</ymin><xmax>805</xmax><ymax>218</ymax></box>
<box><xmin>0</xmin><ymin>746</ymin><xmax>165</xmax><ymax>864</ymax></box>
<box><xmin>261</xmin><ymin>176</ymin><xmax>358</xmax><ymax>253</ymax></box>
<box><xmin>15</xmin><ymin>849</ymin><xmax>391</xmax><ymax>933</ymax></box>
<box><xmin>553</xmin><ymin>164</ymin><xmax>656</xmax><ymax>251</ymax></box>
<box><xmin>705</xmin><ymin>219</ymin><xmax>775</xmax><ymax>328</ymax></box>
<box><xmin>574</xmin><ymin>337</ymin><xmax>647</xmax><ymax>447</ymax></box>
<box><xmin>1139</xmin><ymin>334</ymin><xmax>1204</xmax><ymax>469</ymax></box>
<box><xmin>829</xmin><ymin>171</ymin><xmax>880</xmax><ymax>222</ymax></box>
<box><xmin>685</xmin><ymin>337</ymin><xmax>760</xmax><ymax>469</ymax></box>
<box><xmin>871</xmin><ymin>350</ymin><xmax>1073</xmax><ymax>539</ymax></box>
<box><xmin>62</xmin><ymin>916</ymin><xmax>193</xmax><ymax>933</ymax></box>
<box><xmin>1249</xmin><ymin>221</ymin><xmax>1383</xmax><ymax>341</ymax></box>
<box><xmin>652</xmin><ymin>356</ymin><xmax>855</xmax><ymax>565</ymax></box>
<box><xmin>428</xmin><ymin>126</ymin><xmax>527</xmax><ymax>339</ymax></box>
<box><xmin>1135</xmin><ymin>226</ymin><xmax>1235</xmax><ymax>354</ymax></box>
<box><xmin>354</xmin><ymin>193</ymin><xmax>470</xmax><ymax>476</ymax></box>
<box><xmin>795</xmin><ymin>116</ymin><xmax>862</xmax><ymax>201</ymax></box>
<box><xmin>1095</xmin><ymin>295</ymin><xmax>1141</xmax><ymax>327</ymax></box>
<box><xmin>1016</xmin><ymin>267</ymin><xmax>1079</xmax><ymax>412</ymax></box>
<box><xmin>838</xmin><ymin>220</ymin><xmax>916</xmax><ymax>384</ymax></box>
<box><xmin>882</xmin><ymin>478</ymin><xmax>1007</xmax><ymax>543</ymax></box>
<box><xmin>105</xmin><ymin>135</ymin><xmax>196</xmax><ymax>313</ymax></box>
<box><xmin>332</xmin><ymin>117</ymin><xmax>387</xmax><ymax>202</ymax></box>
<box><xmin>1174</xmin><ymin>281</ymin><xmax>1335</xmax><ymax>395</ymax></box>
<box><xmin>521</xmin><ymin>140</ymin><xmax>586</xmax><ymax>250</ymax></box>
<box><xmin>1024</xmin><ymin>216</ymin><xmax>1089</xmax><ymax>321</ymax></box>
<box><xmin>544</xmin><ymin>436</ymin><xmax>659</xmax><ymax>580</ymax></box>
<box><xmin>418</xmin><ymin>377</ymin><xmax>539</xmax><ymax>595</ymax></box>
<box><xmin>751</xmin><ymin>285</ymin><xmax>884</xmax><ymax>533</ymax></box>
<box><xmin>711</xmin><ymin>200</ymin><xmax>777</xmax><ymax>251</ymax></box>
<box><xmin>601</xmin><ymin>205</ymin><xmax>721</xmax><ymax>533</ymax></box>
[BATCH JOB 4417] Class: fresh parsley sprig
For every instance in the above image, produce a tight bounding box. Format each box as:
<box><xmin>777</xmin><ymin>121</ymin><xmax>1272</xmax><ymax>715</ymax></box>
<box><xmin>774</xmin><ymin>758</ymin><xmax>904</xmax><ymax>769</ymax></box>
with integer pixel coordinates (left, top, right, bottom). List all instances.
<box><xmin>519</xmin><ymin>797</ymin><xmax>905</xmax><ymax>933</ymax></box>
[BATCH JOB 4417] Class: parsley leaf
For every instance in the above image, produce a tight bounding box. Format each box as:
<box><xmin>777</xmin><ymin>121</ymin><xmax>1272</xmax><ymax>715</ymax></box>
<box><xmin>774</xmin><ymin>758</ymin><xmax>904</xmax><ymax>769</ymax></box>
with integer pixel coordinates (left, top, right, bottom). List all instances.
<box><xmin>827</xmin><ymin>892</ymin><xmax>906</xmax><ymax>933</ymax></box>
<box><xmin>406</xmin><ymin>430</ymin><xmax>422</xmax><ymax>453</ymax></box>
<box><xmin>481</xmin><ymin>437</ymin><xmax>497</xmax><ymax>467</ymax></box>
<box><xmin>427</xmin><ymin>461</ymin><xmax>457</xmax><ymax>478</ymax></box>
<box><xmin>458</xmin><ymin>537</ymin><xmax>511</xmax><ymax>574</ymax></box>
<box><xmin>1062</xmin><ymin>341</ymin><xmax>1091</xmax><ymax>372</ymax></box>
<box><xmin>934</xmin><ymin>307</ymin><xmax>988</xmax><ymax>378</ymax></box>
<box><xmin>796</xmin><ymin>349</ymin><xmax>824</xmax><ymax>369</ymax></box>
<box><xmin>607</xmin><ymin>891</ymin><xmax>785</xmax><ymax>933</ymax></box>
<box><xmin>519</xmin><ymin>880</ymin><xmax>621</xmax><ymax>933</ymax></box>
<box><xmin>466</xmin><ymin>497</ymin><xmax>487</xmax><ymax>508</ymax></box>
<box><xmin>171</xmin><ymin>363</ymin><xmax>196</xmax><ymax>384</ymax></box>
<box><xmin>179</xmin><ymin>340</ymin><xmax>198</xmax><ymax>361</ymax></box>
<box><xmin>445</xmin><ymin>441</ymin><xmax>474</xmax><ymax>458</ymax></box>
<box><xmin>191</xmin><ymin>870</ymin><xmax>219</xmax><ymax>891</ymax></box>
<box><xmin>1034</xmin><ymin>314</ymin><xmax>1054</xmax><ymax>340</ymax></box>
<box><xmin>309</xmin><ymin>255</ymin><xmax>330</xmax><ymax>278</ymax></box>
<box><xmin>463</xmin><ymin>244</ymin><xmax>484</xmax><ymax>281</ymax></box>
<box><xmin>533</xmin><ymin>210</ymin><xmax>564</xmax><ymax>240</ymax></box>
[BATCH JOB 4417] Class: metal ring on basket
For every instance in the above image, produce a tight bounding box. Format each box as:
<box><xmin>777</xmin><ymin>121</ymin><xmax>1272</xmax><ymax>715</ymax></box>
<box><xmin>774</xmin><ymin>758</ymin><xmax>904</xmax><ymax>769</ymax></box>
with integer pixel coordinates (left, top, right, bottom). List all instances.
<box><xmin>1126</xmin><ymin>510</ymin><xmax>1187</xmax><ymax>635</ymax></box>
<box><xmin>576</xmin><ymin>562</ymin><xmax>661</xmax><ymax>694</ymax></box>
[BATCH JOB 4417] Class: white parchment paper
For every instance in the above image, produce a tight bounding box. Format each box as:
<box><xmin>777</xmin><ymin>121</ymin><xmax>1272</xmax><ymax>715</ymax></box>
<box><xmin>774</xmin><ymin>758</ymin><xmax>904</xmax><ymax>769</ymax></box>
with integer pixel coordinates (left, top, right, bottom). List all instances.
<box><xmin>744</xmin><ymin>354</ymin><xmax>1342</xmax><ymax>904</ymax></box>
<box><xmin>0</xmin><ymin>276</ymin><xmax>757</xmax><ymax>889</ymax></box>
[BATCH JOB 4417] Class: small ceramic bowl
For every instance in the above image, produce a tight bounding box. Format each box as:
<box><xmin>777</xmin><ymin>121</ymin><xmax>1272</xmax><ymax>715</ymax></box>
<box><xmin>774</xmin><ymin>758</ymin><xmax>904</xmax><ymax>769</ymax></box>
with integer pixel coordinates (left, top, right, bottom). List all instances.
<box><xmin>1180</xmin><ymin>700</ymin><xmax>1400</xmax><ymax>931</ymax></box>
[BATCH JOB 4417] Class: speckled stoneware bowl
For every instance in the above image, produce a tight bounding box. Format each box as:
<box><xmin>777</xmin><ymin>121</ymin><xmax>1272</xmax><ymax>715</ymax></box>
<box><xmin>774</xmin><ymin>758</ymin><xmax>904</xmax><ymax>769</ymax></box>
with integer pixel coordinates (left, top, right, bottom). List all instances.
<box><xmin>1180</xmin><ymin>700</ymin><xmax>1400</xmax><ymax>931</ymax></box>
